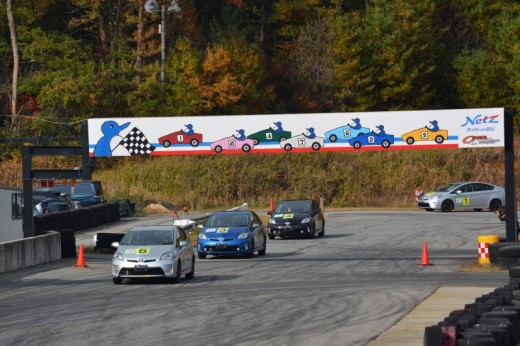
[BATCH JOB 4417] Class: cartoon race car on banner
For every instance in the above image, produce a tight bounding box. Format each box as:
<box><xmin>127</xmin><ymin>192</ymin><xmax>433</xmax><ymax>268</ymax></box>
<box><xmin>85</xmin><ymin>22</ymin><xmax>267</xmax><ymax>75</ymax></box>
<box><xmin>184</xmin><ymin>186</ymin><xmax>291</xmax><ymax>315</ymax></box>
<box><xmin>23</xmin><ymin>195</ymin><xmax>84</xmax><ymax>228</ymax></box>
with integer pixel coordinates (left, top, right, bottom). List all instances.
<box><xmin>210</xmin><ymin>136</ymin><xmax>255</xmax><ymax>153</ymax></box>
<box><xmin>401</xmin><ymin>127</ymin><xmax>448</xmax><ymax>145</ymax></box>
<box><xmin>158</xmin><ymin>130</ymin><xmax>203</xmax><ymax>147</ymax></box>
<box><xmin>280</xmin><ymin>133</ymin><xmax>324</xmax><ymax>151</ymax></box>
<box><xmin>348</xmin><ymin>131</ymin><xmax>394</xmax><ymax>149</ymax></box>
<box><xmin>324</xmin><ymin>124</ymin><xmax>370</xmax><ymax>142</ymax></box>
<box><xmin>247</xmin><ymin>128</ymin><xmax>292</xmax><ymax>145</ymax></box>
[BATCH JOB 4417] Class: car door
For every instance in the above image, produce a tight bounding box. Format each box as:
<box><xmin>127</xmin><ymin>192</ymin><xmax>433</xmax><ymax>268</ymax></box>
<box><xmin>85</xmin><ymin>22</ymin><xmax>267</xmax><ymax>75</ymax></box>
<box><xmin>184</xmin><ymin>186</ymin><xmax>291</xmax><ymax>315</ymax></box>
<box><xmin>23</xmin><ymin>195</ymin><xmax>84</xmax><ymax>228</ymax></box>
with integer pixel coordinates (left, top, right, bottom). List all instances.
<box><xmin>452</xmin><ymin>183</ymin><xmax>473</xmax><ymax>209</ymax></box>
<box><xmin>470</xmin><ymin>183</ymin><xmax>491</xmax><ymax>209</ymax></box>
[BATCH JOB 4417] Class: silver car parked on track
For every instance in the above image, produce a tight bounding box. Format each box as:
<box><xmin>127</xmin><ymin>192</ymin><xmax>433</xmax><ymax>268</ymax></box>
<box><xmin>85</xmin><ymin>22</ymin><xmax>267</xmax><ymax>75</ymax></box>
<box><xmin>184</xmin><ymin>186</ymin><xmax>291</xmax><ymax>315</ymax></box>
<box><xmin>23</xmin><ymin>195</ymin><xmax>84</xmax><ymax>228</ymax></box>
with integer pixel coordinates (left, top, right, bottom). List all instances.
<box><xmin>417</xmin><ymin>181</ymin><xmax>505</xmax><ymax>212</ymax></box>
<box><xmin>111</xmin><ymin>225</ymin><xmax>195</xmax><ymax>284</ymax></box>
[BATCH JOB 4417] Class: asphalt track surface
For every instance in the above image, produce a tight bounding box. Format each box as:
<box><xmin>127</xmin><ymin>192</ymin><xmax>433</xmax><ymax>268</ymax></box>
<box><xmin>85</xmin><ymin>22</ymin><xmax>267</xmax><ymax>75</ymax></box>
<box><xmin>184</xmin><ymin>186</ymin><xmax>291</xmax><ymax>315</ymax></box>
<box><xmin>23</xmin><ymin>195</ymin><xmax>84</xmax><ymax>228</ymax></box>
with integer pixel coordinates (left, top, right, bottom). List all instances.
<box><xmin>0</xmin><ymin>210</ymin><xmax>510</xmax><ymax>346</ymax></box>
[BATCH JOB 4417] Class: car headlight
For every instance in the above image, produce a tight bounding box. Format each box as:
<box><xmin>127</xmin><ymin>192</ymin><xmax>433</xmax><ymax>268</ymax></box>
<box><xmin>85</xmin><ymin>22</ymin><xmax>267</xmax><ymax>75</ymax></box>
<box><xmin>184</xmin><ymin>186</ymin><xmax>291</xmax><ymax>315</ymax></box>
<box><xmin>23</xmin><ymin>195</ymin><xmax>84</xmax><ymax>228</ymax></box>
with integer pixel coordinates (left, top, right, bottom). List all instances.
<box><xmin>238</xmin><ymin>232</ymin><xmax>250</xmax><ymax>239</ymax></box>
<box><xmin>199</xmin><ymin>233</ymin><xmax>207</xmax><ymax>240</ymax></box>
<box><xmin>301</xmin><ymin>218</ymin><xmax>311</xmax><ymax>224</ymax></box>
<box><xmin>113</xmin><ymin>252</ymin><xmax>124</xmax><ymax>261</ymax></box>
<box><xmin>269</xmin><ymin>219</ymin><xmax>276</xmax><ymax>224</ymax></box>
<box><xmin>160</xmin><ymin>251</ymin><xmax>174</xmax><ymax>260</ymax></box>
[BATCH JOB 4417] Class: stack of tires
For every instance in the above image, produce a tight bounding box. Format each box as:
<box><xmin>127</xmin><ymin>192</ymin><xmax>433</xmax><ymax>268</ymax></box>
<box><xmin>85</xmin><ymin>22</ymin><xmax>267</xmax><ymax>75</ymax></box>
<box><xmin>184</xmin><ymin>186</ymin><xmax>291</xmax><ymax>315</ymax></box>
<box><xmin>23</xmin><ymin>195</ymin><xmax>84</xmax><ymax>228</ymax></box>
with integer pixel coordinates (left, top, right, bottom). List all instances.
<box><xmin>57</xmin><ymin>229</ymin><xmax>76</xmax><ymax>258</ymax></box>
<box><xmin>94</xmin><ymin>233</ymin><xmax>124</xmax><ymax>254</ymax></box>
<box><xmin>424</xmin><ymin>269</ymin><xmax>520</xmax><ymax>345</ymax></box>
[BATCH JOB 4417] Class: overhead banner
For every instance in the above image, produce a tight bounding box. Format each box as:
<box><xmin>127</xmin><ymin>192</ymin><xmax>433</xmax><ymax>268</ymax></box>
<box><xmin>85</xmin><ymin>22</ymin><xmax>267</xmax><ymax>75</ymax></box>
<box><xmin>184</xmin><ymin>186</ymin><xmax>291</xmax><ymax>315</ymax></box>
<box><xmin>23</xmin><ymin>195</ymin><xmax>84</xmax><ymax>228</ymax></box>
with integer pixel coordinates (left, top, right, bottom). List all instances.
<box><xmin>87</xmin><ymin>108</ymin><xmax>504</xmax><ymax>157</ymax></box>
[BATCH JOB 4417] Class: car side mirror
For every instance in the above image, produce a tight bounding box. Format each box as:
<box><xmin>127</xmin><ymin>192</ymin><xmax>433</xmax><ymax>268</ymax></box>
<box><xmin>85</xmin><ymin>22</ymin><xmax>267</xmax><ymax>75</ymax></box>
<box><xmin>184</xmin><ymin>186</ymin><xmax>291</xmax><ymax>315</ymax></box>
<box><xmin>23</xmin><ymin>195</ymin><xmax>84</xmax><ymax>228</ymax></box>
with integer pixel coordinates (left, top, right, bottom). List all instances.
<box><xmin>267</xmin><ymin>211</ymin><xmax>273</xmax><ymax>215</ymax></box>
<box><xmin>197</xmin><ymin>224</ymin><xmax>203</xmax><ymax>229</ymax></box>
<box><xmin>111</xmin><ymin>242</ymin><xmax>119</xmax><ymax>248</ymax></box>
<box><xmin>253</xmin><ymin>223</ymin><xmax>260</xmax><ymax>229</ymax></box>
<box><xmin>179</xmin><ymin>240</ymin><xmax>188</xmax><ymax>247</ymax></box>
<box><xmin>456</xmin><ymin>190</ymin><xmax>462</xmax><ymax>195</ymax></box>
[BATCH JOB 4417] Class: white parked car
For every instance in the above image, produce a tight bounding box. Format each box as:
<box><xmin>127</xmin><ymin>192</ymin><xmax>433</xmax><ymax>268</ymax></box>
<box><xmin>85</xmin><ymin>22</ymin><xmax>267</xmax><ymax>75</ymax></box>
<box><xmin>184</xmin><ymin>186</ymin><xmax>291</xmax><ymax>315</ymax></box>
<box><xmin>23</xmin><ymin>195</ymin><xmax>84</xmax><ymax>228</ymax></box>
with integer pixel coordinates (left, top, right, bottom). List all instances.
<box><xmin>417</xmin><ymin>181</ymin><xmax>505</xmax><ymax>212</ymax></box>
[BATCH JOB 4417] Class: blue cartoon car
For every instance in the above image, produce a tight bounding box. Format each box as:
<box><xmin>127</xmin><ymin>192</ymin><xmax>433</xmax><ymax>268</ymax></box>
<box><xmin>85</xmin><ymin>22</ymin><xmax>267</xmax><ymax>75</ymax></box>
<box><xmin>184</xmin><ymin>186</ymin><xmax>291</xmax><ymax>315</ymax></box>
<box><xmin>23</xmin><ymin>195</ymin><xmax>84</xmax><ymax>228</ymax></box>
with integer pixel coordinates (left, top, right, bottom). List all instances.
<box><xmin>324</xmin><ymin>125</ymin><xmax>370</xmax><ymax>142</ymax></box>
<box><xmin>348</xmin><ymin>126</ymin><xmax>394</xmax><ymax>149</ymax></box>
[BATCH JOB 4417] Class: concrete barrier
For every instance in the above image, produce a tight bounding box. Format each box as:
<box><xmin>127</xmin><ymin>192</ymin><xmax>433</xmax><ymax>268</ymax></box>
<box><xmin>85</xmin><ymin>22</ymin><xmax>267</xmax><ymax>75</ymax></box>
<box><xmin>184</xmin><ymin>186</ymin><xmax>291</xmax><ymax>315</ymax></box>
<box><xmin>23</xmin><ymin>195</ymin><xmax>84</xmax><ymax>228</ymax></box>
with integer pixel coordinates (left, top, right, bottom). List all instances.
<box><xmin>0</xmin><ymin>231</ymin><xmax>61</xmax><ymax>274</ymax></box>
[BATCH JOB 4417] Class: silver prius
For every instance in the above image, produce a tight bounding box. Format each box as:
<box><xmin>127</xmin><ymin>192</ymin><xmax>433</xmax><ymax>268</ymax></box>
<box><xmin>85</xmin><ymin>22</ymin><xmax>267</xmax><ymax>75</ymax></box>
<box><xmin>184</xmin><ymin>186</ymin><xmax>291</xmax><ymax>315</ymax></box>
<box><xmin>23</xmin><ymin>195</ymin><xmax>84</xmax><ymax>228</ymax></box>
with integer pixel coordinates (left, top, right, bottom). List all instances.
<box><xmin>417</xmin><ymin>181</ymin><xmax>505</xmax><ymax>212</ymax></box>
<box><xmin>111</xmin><ymin>225</ymin><xmax>195</xmax><ymax>284</ymax></box>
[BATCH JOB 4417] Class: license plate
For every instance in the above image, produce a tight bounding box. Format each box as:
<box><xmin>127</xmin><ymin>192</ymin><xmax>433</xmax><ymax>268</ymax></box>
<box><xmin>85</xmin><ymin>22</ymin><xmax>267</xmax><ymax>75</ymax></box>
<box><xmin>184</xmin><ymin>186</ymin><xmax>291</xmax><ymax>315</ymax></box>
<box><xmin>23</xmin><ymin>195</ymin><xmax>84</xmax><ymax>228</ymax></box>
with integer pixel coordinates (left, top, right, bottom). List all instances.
<box><xmin>216</xmin><ymin>243</ymin><xmax>226</xmax><ymax>248</ymax></box>
<box><xmin>135</xmin><ymin>264</ymin><xmax>148</xmax><ymax>271</ymax></box>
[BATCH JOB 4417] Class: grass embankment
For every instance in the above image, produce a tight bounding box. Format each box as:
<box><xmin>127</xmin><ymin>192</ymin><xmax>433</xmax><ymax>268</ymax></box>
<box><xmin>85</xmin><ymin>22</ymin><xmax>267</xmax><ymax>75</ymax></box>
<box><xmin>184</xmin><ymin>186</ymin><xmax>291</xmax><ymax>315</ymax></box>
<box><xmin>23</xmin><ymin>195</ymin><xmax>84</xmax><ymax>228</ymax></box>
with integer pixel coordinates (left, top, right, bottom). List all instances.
<box><xmin>0</xmin><ymin>146</ymin><xmax>515</xmax><ymax>213</ymax></box>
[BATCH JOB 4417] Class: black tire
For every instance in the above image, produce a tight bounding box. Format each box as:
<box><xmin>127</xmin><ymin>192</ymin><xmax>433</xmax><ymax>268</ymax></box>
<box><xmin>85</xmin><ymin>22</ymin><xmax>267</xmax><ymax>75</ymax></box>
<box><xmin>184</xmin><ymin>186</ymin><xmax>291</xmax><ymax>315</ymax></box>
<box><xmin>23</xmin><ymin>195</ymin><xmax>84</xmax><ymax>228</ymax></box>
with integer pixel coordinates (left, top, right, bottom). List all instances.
<box><xmin>246</xmin><ymin>240</ymin><xmax>254</xmax><ymax>258</ymax></box>
<box><xmin>214</xmin><ymin>145</ymin><xmax>223</xmax><ymax>153</ymax></box>
<box><xmin>242</xmin><ymin>144</ymin><xmax>251</xmax><ymax>152</ymax></box>
<box><xmin>311</xmin><ymin>142</ymin><xmax>321</xmax><ymax>151</ymax></box>
<box><xmin>406</xmin><ymin>137</ymin><xmax>414</xmax><ymax>145</ymax></box>
<box><xmin>268</xmin><ymin>234</ymin><xmax>275</xmax><ymax>240</ymax></box>
<box><xmin>381</xmin><ymin>140</ymin><xmax>391</xmax><ymax>148</ymax></box>
<box><xmin>353</xmin><ymin>141</ymin><xmax>362</xmax><ymax>149</ymax></box>
<box><xmin>435</xmin><ymin>135</ymin><xmax>444</xmax><ymax>144</ymax></box>
<box><xmin>198</xmin><ymin>253</ymin><xmax>206</xmax><ymax>259</ymax></box>
<box><xmin>307</xmin><ymin>225</ymin><xmax>315</xmax><ymax>239</ymax></box>
<box><xmin>112</xmin><ymin>277</ymin><xmax>122</xmax><ymax>284</ymax></box>
<box><xmin>318</xmin><ymin>223</ymin><xmax>325</xmax><ymax>237</ymax></box>
<box><xmin>284</xmin><ymin>143</ymin><xmax>292</xmax><ymax>151</ymax></box>
<box><xmin>441</xmin><ymin>200</ymin><xmax>454</xmax><ymax>212</ymax></box>
<box><xmin>185</xmin><ymin>256</ymin><xmax>195</xmax><ymax>279</ymax></box>
<box><xmin>190</xmin><ymin>139</ymin><xmax>199</xmax><ymax>147</ymax></box>
<box><xmin>498</xmin><ymin>245</ymin><xmax>520</xmax><ymax>257</ymax></box>
<box><xmin>425</xmin><ymin>208</ymin><xmax>434</xmax><ymax>212</ymax></box>
<box><xmin>509</xmin><ymin>266</ymin><xmax>520</xmax><ymax>278</ymax></box>
<box><xmin>474</xmin><ymin>208</ymin><xmax>483</xmax><ymax>211</ymax></box>
<box><xmin>329</xmin><ymin>134</ymin><xmax>337</xmax><ymax>142</ymax></box>
<box><xmin>423</xmin><ymin>325</ymin><xmax>443</xmax><ymax>346</ymax></box>
<box><xmin>489</xmin><ymin>199</ymin><xmax>502</xmax><ymax>212</ymax></box>
<box><xmin>258</xmin><ymin>237</ymin><xmax>266</xmax><ymax>256</ymax></box>
<box><xmin>163</xmin><ymin>140</ymin><xmax>171</xmax><ymax>147</ymax></box>
<box><xmin>172</xmin><ymin>260</ymin><xmax>181</xmax><ymax>283</ymax></box>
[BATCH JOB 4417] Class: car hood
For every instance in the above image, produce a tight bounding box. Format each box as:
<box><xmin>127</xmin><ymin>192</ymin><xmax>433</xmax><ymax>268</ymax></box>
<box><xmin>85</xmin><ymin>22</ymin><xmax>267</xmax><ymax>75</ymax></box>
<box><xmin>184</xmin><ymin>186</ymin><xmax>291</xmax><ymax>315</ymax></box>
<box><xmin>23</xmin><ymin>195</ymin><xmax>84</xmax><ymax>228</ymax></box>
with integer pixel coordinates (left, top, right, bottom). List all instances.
<box><xmin>116</xmin><ymin>244</ymin><xmax>173</xmax><ymax>259</ymax></box>
<box><xmin>419</xmin><ymin>191</ymin><xmax>448</xmax><ymax>200</ymax></box>
<box><xmin>202</xmin><ymin>226</ymin><xmax>249</xmax><ymax>238</ymax></box>
<box><xmin>270</xmin><ymin>212</ymin><xmax>311</xmax><ymax>223</ymax></box>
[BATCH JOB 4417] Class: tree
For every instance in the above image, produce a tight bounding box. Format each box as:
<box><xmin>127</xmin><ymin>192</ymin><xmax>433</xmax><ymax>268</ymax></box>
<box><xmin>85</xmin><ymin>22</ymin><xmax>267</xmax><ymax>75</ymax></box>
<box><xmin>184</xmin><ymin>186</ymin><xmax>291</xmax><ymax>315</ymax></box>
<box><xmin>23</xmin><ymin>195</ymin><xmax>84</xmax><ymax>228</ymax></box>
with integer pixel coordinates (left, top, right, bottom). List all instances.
<box><xmin>6</xmin><ymin>0</ymin><xmax>19</xmax><ymax>131</ymax></box>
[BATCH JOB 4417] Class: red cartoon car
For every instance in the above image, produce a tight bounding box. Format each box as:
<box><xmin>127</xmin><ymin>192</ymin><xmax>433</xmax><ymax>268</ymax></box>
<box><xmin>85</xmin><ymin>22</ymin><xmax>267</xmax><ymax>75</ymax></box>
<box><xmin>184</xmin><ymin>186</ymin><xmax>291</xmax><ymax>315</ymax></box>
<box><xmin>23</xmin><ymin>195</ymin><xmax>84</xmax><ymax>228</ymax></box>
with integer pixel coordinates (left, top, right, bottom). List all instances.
<box><xmin>159</xmin><ymin>130</ymin><xmax>203</xmax><ymax>147</ymax></box>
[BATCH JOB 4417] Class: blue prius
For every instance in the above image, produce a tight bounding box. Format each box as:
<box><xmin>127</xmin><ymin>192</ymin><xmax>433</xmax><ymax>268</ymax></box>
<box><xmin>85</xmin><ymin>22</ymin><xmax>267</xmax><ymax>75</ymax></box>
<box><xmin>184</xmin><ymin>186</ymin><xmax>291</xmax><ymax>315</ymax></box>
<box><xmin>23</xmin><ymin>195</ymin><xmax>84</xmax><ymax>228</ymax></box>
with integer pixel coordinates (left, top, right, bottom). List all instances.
<box><xmin>197</xmin><ymin>210</ymin><xmax>267</xmax><ymax>259</ymax></box>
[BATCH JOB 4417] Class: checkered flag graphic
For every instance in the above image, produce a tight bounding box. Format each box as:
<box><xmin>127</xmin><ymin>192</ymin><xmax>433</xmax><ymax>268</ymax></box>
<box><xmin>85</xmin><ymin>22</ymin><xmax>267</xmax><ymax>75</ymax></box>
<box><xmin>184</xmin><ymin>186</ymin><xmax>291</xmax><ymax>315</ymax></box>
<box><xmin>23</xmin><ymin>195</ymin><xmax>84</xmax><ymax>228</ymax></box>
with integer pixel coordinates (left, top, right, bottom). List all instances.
<box><xmin>119</xmin><ymin>127</ymin><xmax>156</xmax><ymax>155</ymax></box>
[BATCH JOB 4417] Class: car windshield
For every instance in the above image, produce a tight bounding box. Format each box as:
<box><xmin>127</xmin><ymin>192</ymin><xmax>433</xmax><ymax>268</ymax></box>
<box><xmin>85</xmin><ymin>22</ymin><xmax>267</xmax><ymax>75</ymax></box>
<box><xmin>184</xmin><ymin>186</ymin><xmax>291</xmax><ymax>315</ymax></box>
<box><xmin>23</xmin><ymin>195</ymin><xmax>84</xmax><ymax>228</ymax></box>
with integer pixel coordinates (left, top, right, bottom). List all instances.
<box><xmin>275</xmin><ymin>202</ymin><xmax>311</xmax><ymax>213</ymax></box>
<box><xmin>435</xmin><ymin>183</ymin><xmax>463</xmax><ymax>193</ymax></box>
<box><xmin>120</xmin><ymin>230</ymin><xmax>174</xmax><ymax>245</ymax></box>
<box><xmin>207</xmin><ymin>213</ymin><xmax>249</xmax><ymax>227</ymax></box>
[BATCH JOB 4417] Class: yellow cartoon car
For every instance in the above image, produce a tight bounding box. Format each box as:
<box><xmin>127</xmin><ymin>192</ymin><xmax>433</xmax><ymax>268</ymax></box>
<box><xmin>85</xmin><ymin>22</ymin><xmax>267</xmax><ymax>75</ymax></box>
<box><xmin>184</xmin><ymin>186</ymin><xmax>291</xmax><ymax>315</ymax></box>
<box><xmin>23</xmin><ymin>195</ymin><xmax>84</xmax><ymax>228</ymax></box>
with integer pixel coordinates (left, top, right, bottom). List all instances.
<box><xmin>401</xmin><ymin>127</ymin><xmax>448</xmax><ymax>145</ymax></box>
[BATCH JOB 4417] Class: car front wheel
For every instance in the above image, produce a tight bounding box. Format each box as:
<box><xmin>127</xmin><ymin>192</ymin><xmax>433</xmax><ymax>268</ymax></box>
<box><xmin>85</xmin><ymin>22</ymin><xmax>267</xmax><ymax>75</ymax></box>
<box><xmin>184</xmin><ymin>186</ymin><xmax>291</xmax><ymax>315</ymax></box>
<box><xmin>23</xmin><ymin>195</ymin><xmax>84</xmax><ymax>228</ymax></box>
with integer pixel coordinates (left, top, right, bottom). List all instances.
<box><xmin>112</xmin><ymin>277</ymin><xmax>122</xmax><ymax>284</ymax></box>
<box><xmin>185</xmin><ymin>256</ymin><xmax>195</xmax><ymax>279</ymax></box>
<box><xmin>246</xmin><ymin>240</ymin><xmax>255</xmax><ymax>258</ymax></box>
<box><xmin>258</xmin><ymin>237</ymin><xmax>266</xmax><ymax>256</ymax></box>
<box><xmin>198</xmin><ymin>253</ymin><xmax>206</xmax><ymax>259</ymax></box>
<box><xmin>441</xmin><ymin>200</ymin><xmax>454</xmax><ymax>212</ymax></box>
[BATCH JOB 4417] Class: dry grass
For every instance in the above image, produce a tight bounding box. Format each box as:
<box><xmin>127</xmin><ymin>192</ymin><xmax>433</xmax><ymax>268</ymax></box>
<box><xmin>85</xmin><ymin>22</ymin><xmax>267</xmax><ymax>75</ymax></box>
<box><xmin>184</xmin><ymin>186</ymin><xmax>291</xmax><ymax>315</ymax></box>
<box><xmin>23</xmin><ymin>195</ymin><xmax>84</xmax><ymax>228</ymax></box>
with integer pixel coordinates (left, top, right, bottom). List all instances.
<box><xmin>459</xmin><ymin>260</ymin><xmax>507</xmax><ymax>272</ymax></box>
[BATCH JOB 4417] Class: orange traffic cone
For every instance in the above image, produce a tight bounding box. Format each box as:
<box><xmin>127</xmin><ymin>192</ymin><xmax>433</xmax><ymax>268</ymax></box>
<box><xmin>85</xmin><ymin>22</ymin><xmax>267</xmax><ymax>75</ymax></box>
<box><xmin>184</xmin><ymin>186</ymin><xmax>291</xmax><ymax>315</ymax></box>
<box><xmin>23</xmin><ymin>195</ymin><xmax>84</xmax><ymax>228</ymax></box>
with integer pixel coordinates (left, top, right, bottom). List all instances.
<box><xmin>74</xmin><ymin>243</ymin><xmax>88</xmax><ymax>268</ymax></box>
<box><xmin>269</xmin><ymin>198</ymin><xmax>275</xmax><ymax>213</ymax></box>
<box><xmin>420</xmin><ymin>241</ymin><xmax>431</xmax><ymax>266</ymax></box>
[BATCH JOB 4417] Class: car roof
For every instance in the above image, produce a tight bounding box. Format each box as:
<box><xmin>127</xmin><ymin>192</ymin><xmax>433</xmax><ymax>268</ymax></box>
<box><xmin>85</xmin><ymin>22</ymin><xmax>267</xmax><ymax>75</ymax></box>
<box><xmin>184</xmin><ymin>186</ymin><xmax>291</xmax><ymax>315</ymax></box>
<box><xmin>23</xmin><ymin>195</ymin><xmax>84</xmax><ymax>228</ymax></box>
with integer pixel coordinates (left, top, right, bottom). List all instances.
<box><xmin>129</xmin><ymin>225</ymin><xmax>178</xmax><ymax>232</ymax></box>
<box><xmin>212</xmin><ymin>210</ymin><xmax>252</xmax><ymax>215</ymax></box>
<box><xmin>277</xmin><ymin>199</ymin><xmax>313</xmax><ymax>203</ymax></box>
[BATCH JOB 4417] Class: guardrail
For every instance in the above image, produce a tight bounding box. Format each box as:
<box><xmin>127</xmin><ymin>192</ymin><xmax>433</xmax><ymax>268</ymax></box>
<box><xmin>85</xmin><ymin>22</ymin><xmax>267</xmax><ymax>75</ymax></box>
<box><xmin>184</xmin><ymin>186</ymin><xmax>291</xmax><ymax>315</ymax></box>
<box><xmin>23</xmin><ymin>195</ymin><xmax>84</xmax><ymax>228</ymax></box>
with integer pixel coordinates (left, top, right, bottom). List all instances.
<box><xmin>0</xmin><ymin>231</ymin><xmax>61</xmax><ymax>274</ymax></box>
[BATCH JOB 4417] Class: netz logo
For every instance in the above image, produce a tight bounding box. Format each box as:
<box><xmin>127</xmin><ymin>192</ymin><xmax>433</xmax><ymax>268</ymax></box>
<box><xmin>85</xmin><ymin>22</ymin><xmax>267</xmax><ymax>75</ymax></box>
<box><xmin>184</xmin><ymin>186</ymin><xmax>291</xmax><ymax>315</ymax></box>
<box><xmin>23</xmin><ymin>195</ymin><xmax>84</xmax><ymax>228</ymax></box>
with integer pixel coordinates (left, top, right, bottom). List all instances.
<box><xmin>462</xmin><ymin>136</ymin><xmax>500</xmax><ymax>145</ymax></box>
<box><xmin>461</xmin><ymin>114</ymin><xmax>499</xmax><ymax>127</ymax></box>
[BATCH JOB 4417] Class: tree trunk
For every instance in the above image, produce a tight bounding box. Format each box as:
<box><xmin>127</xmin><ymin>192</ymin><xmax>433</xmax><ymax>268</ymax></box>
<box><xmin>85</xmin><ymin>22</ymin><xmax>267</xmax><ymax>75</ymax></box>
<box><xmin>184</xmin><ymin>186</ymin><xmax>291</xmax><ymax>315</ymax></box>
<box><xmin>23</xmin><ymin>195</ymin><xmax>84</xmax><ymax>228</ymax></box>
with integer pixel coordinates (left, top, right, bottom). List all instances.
<box><xmin>6</xmin><ymin>0</ymin><xmax>19</xmax><ymax>131</ymax></box>
<box><xmin>136</xmin><ymin>0</ymin><xmax>144</xmax><ymax>81</ymax></box>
